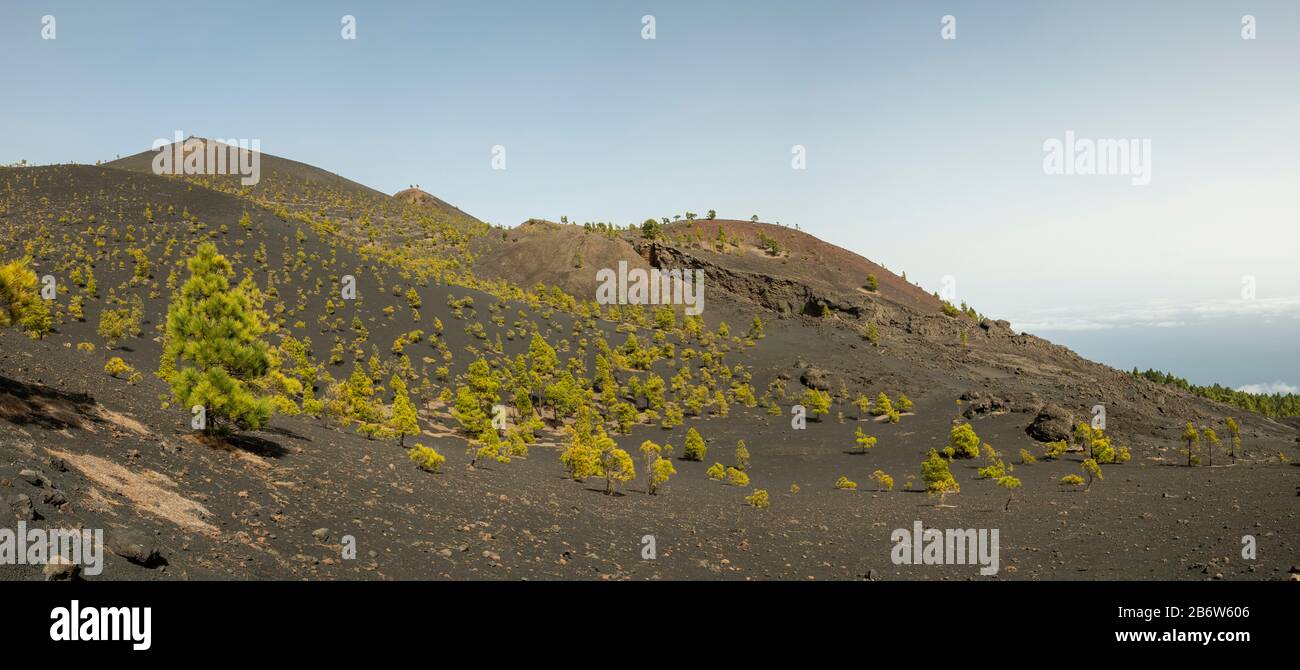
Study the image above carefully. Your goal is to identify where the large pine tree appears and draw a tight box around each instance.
[160,243,272,434]
[0,258,51,338]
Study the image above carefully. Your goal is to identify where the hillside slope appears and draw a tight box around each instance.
[1,154,1296,582]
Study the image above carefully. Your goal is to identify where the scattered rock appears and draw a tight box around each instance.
[106,527,164,567]
[961,391,1010,419]
[42,490,67,507]
[8,494,37,520]
[312,527,331,543]
[1026,403,1074,442]
[800,367,832,391]
[18,469,45,487]
[44,554,81,581]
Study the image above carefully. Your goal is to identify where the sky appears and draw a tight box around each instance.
[2,1,1297,390]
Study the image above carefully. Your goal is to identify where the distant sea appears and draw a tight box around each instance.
[1024,317,1300,395]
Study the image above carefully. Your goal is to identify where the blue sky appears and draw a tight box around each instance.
[2,0,1297,388]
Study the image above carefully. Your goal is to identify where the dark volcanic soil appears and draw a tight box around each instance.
[2,317,1295,582]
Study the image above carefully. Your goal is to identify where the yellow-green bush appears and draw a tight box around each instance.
[408,443,446,473]
[103,357,134,378]
[725,466,749,487]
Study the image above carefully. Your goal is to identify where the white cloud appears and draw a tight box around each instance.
[1010,296,1300,333]
[1235,381,1299,395]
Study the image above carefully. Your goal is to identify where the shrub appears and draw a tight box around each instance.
[706,462,726,480]
[1091,431,1115,463]
[1042,440,1067,460]
[853,426,877,453]
[97,305,140,348]
[870,470,894,491]
[801,388,831,420]
[1060,474,1085,487]
[104,357,134,378]
[1081,458,1103,488]
[408,443,445,473]
[997,475,1021,511]
[834,476,857,490]
[388,376,420,447]
[600,447,636,495]
[725,466,749,487]
[649,456,676,495]
[947,423,980,459]
[872,392,893,416]
[734,439,750,470]
[1182,421,1201,466]
[683,427,707,461]
[863,322,879,345]
[1018,448,1036,464]
[896,393,913,412]
[977,444,1006,479]
[744,489,770,509]
[922,448,960,500]
[0,258,51,338]
[977,460,1005,479]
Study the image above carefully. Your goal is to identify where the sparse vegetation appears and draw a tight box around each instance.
[408,444,446,473]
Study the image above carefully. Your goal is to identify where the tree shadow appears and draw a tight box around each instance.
[582,487,626,497]
[198,432,289,459]
[261,424,312,443]
[0,374,101,432]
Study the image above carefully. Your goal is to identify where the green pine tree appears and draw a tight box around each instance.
[388,375,419,446]
[0,258,51,338]
[160,243,272,434]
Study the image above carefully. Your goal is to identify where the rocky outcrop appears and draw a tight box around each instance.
[1026,403,1075,442]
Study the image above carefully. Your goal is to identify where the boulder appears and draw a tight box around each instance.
[44,554,81,581]
[1026,403,1074,442]
[800,367,832,391]
[107,527,163,567]
[18,469,45,487]
[8,494,37,521]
